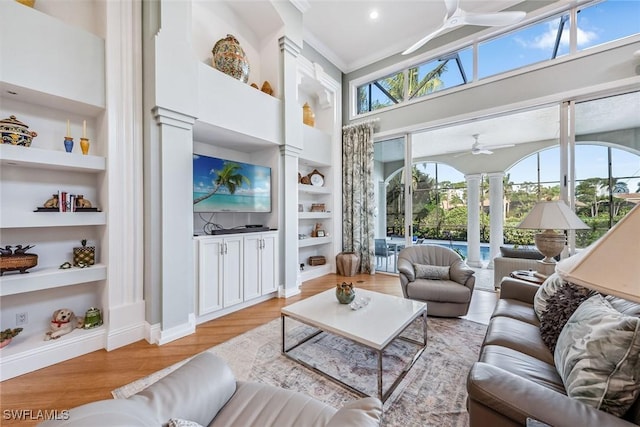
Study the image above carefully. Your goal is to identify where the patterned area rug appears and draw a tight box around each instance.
[113,317,487,427]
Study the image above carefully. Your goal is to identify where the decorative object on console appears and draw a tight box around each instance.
[336,251,361,276]
[302,102,315,127]
[308,255,326,266]
[308,169,324,186]
[260,81,273,95]
[517,200,588,265]
[1,115,37,146]
[0,328,23,349]
[44,308,84,341]
[0,244,37,276]
[211,34,250,83]
[335,282,356,304]
[83,307,103,329]
[73,239,95,266]
[556,203,640,303]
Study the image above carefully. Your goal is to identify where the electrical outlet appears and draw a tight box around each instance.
[16,312,28,326]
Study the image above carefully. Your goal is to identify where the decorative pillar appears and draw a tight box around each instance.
[487,172,505,269]
[466,174,483,268]
[377,181,387,237]
[278,35,303,297]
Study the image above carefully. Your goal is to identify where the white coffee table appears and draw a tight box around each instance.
[281,288,427,402]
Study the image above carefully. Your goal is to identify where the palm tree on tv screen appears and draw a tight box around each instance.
[193,161,250,205]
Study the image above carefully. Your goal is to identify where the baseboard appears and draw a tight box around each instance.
[279,284,301,298]
[106,300,146,350]
[151,313,196,345]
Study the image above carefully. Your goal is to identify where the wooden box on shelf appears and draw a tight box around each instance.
[308,256,326,266]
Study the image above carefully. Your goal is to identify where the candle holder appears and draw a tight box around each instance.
[80,137,90,155]
[63,136,74,153]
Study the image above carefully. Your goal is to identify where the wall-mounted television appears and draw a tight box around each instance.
[193,154,271,213]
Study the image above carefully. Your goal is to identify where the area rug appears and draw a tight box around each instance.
[113,317,487,427]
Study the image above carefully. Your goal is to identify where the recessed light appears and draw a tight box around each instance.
[369,9,379,20]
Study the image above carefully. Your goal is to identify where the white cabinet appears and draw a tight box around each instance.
[197,236,243,315]
[244,232,278,299]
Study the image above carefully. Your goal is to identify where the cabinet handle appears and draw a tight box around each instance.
[224,243,228,254]
[260,238,264,249]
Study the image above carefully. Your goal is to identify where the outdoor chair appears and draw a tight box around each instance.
[397,245,476,317]
[374,238,394,271]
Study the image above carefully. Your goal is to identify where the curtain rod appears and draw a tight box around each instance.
[342,117,380,130]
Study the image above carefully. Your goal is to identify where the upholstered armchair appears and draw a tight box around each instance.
[397,245,476,317]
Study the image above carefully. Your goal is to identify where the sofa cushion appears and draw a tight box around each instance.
[491,299,539,326]
[413,263,450,280]
[325,397,383,427]
[482,316,554,365]
[406,279,471,303]
[555,294,640,417]
[539,282,593,352]
[500,246,544,260]
[533,273,566,319]
[449,260,474,285]
[167,419,203,427]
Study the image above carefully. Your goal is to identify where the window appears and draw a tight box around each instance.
[407,49,472,101]
[357,71,404,114]
[577,0,640,52]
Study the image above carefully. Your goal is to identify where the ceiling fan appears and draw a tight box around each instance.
[402,0,526,55]
[451,134,515,157]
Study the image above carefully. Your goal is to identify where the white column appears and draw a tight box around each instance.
[466,174,483,267]
[487,172,505,269]
[377,181,387,237]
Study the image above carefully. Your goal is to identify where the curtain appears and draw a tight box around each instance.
[342,122,376,274]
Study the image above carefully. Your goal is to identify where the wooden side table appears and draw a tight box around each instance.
[510,269,546,285]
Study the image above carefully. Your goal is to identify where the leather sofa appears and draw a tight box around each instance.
[39,352,382,427]
[466,277,640,427]
[398,245,476,317]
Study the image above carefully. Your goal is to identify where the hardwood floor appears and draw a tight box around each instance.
[0,273,498,426]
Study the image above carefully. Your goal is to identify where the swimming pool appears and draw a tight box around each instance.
[426,241,492,262]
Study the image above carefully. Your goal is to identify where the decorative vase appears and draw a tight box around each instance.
[211,34,250,83]
[1,115,37,146]
[302,103,315,127]
[80,137,90,155]
[336,252,360,277]
[64,137,73,153]
[336,282,356,304]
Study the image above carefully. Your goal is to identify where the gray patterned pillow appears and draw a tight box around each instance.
[533,273,566,319]
[413,263,450,280]
[554,294,640,417]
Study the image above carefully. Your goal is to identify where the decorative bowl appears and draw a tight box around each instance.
[1,115,37,147]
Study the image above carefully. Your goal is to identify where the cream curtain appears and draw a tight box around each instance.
[342,122,376,274]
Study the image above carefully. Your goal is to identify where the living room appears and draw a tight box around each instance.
[1,0,639,425]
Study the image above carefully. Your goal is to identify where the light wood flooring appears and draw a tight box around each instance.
[0,273,498,426]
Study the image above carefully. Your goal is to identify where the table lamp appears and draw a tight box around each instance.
[556,203,640,303]
[517,200,589,264]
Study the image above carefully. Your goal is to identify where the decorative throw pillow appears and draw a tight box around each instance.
[539,283,593,352]
[413,263,450,280]
[499,246,544,260]
[554,294,640,417]
[533,273,566,319]
[166,419,204,427]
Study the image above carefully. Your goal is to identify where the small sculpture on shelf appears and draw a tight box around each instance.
[0,115,37,147]
[0,244,38,276]
[76,195,92,208]
[44,309,84,341]
[336,282,356,304]
[261,81,273,96]
[43,194,59,209]
[73,239,95,267]
[211,34,250,83]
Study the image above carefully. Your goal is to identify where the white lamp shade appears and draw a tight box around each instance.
[556,204,640,303]
[518,200,589,230]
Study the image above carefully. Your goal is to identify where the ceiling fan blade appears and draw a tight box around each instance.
[460,11,526,27]
[484,143,516,150]
[444,0,459,19]
[402,25,448,55]
[472,149,493,155]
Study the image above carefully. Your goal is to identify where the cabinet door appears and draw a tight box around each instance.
[222,236,243,307]
[243,235,262,300]
[261,233,278,295]
[198,238,223,315]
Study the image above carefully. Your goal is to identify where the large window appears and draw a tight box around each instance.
[353,0,639,117]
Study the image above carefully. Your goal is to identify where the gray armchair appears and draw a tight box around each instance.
[397,245,476,317]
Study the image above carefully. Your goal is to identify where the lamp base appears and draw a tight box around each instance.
[535,230,565,264]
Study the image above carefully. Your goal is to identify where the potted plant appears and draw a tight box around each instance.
[1,328,23,349]
[73,239,95,267]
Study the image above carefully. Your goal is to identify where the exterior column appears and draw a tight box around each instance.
[487,172,505,269]
[377,181,387,238]
[466,174,483,268]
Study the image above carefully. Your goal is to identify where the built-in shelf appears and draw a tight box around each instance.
[298,184,332,194]
[298,212,332,219]
[0,212,106,228]
[300,263,331,282]
[0,144,106,172]
[0,264,107,296]
[298,236,332,248]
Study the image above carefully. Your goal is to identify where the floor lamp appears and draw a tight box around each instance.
[556,203,640,303]
[517,200,589,273]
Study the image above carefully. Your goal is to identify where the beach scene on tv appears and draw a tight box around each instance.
[193,154,271,213]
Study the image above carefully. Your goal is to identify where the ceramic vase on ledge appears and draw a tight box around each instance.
[212,34,250,83]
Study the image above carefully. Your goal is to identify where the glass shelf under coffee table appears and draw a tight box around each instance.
[281,288,427,403]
